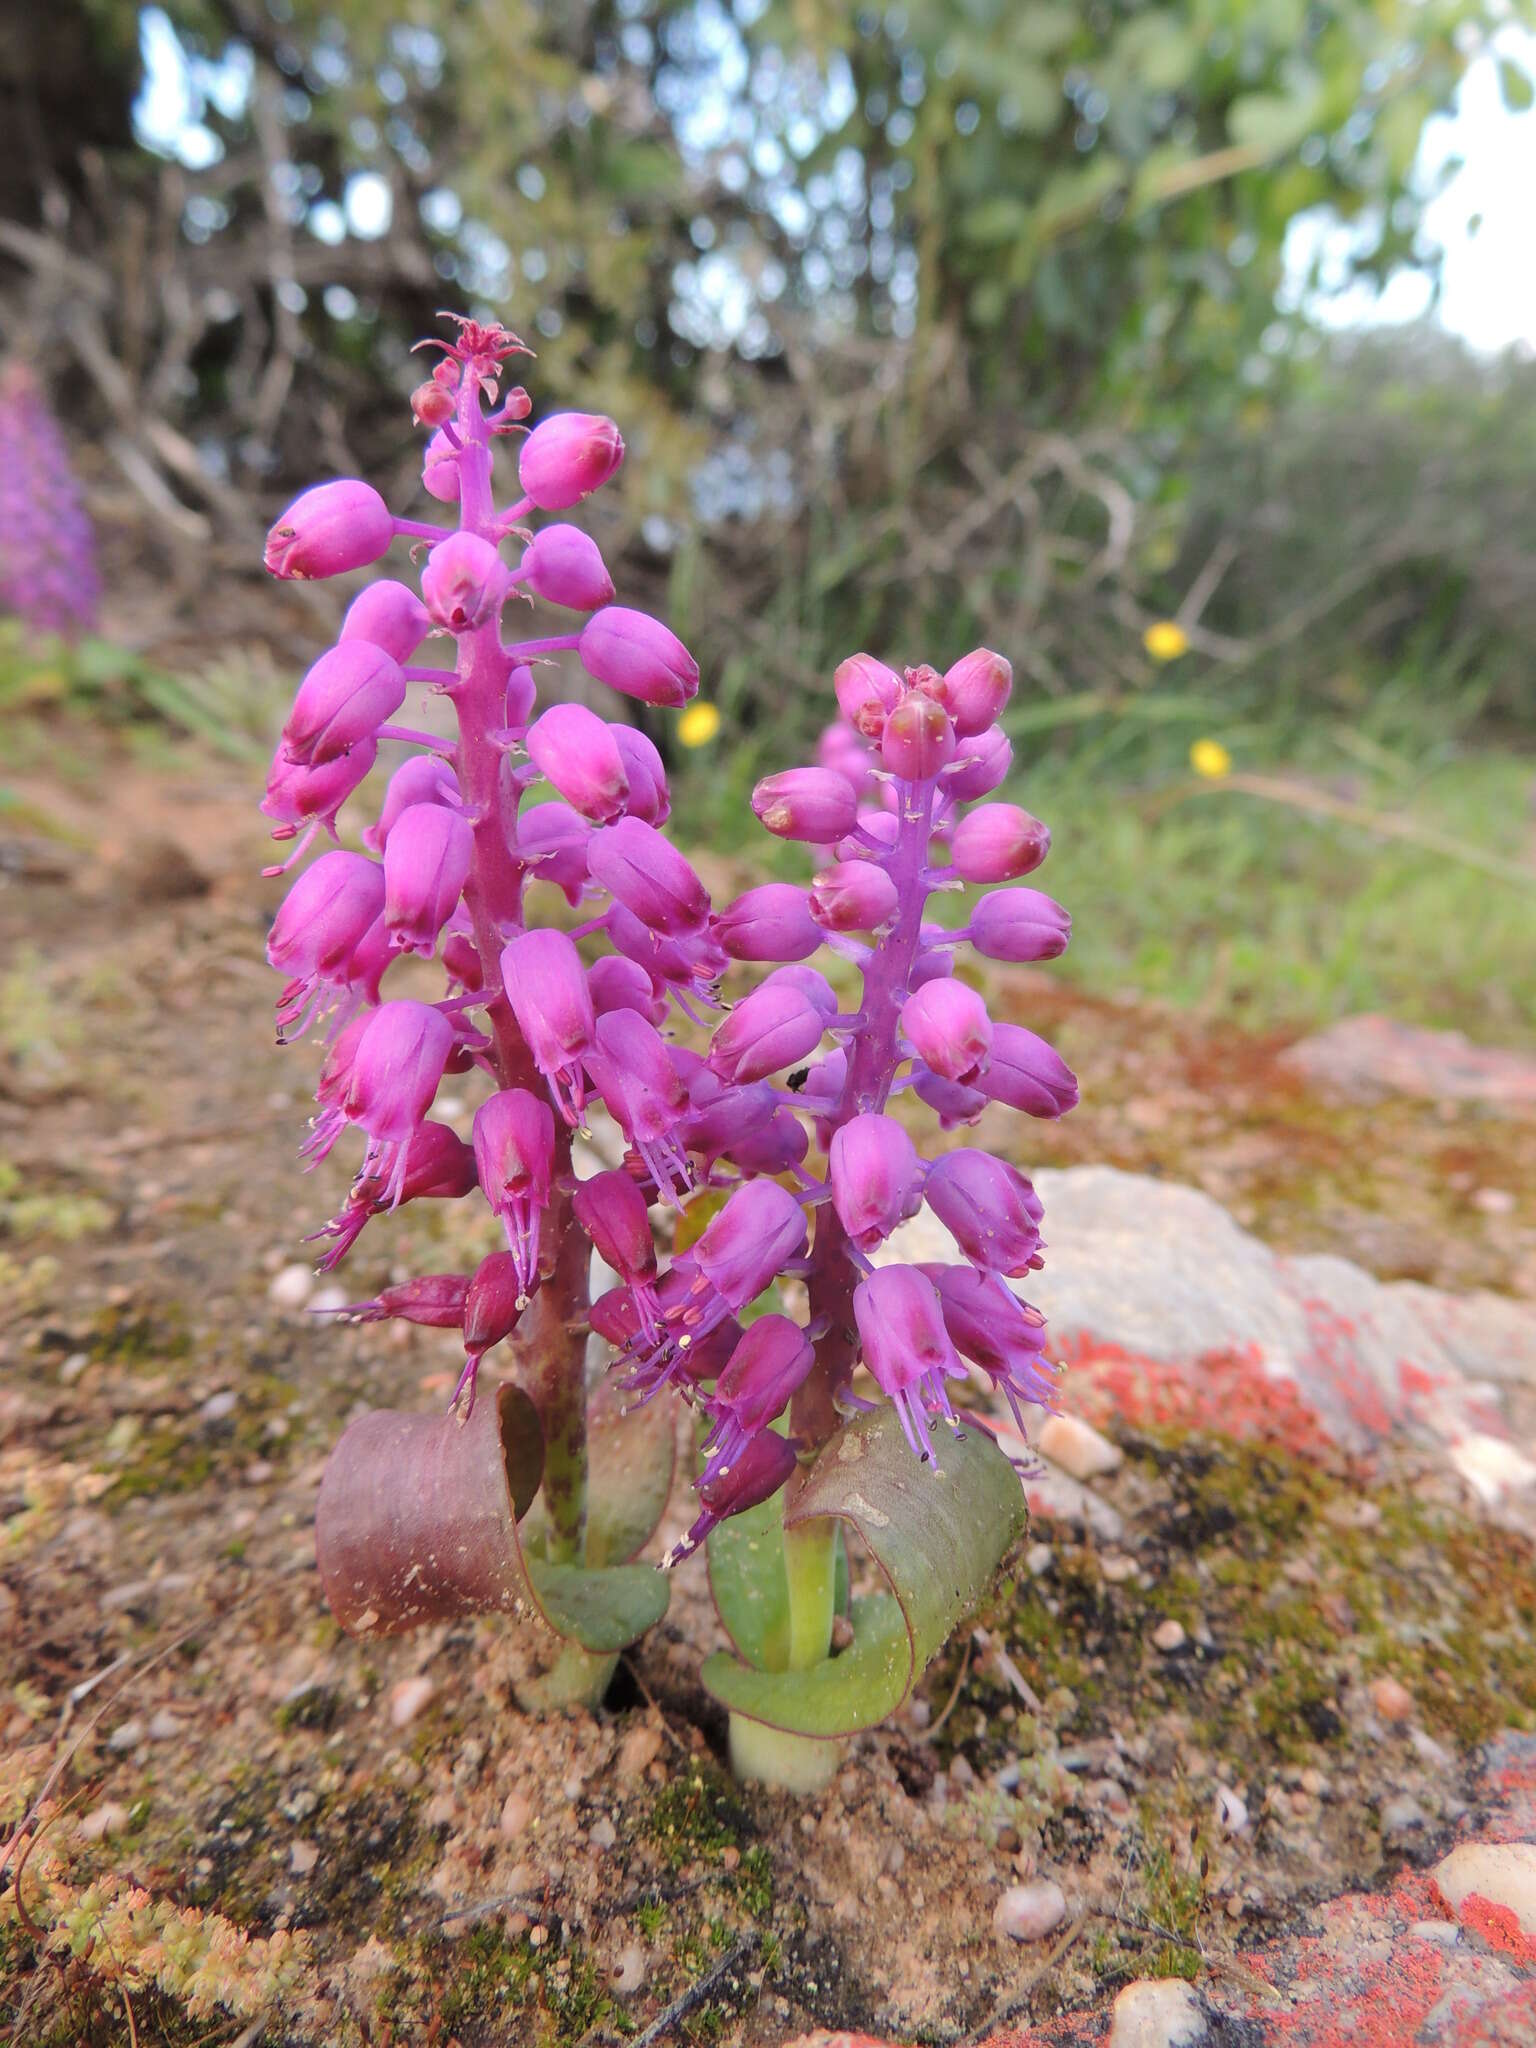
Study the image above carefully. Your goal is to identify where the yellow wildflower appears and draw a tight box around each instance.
[1143,620,1189,663]
[1190,737,1232,780]
[677,700,721,747]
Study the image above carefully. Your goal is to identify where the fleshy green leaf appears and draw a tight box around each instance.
[528,1557,671,1652]
[707,1486,848,1671]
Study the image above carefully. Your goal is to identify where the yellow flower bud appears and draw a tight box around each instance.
[677,700,721,747]
[1190,738,1232,780]
[1143,620,1190,663]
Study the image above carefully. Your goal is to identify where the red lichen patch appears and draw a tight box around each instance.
[1297,1299,1396,1437]
[1057,1332,1336,1458]
[1448,1894,1536,1967]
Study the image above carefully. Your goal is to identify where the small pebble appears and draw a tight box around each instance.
[1215,1786,1248,1833]
[1108,1976,1209,2047]
[289,1839,320,1875]
[308,1285,350,1315]
[500,1790,533,1837]
[199,1389,238,1423]
[1151,1619,1186,1654]
[108,1718,145,1753]
[1100,1553,1138,1584]
[1370,1676,1414,1723]
[1473,1186,1515,1215]
[59,1351,89,1385]
[1381,1795,1428,1845]
[268,1264,315,1311]
[1038,1414,1123,1481]
[529,1923,549,1949]
[387,1676,436,1729]
[1025,1543,1054,1578]
[588,1816,617,1850]
[830,1613,855,1651]
[79,1802,129,1842]
[721,1845,740,1871]
[617,1722,663,1780]
[1432,1841,1536,1935]
[146,1709,181,1741]
[993,1879,1068,1943]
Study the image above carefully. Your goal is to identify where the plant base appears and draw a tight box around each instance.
[728,1710,844,1793]
[515,1641,618,1714]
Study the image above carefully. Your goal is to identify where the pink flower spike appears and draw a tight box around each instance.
[810,858,899,933]
[853,1264,969,1462]
[586,817,709,936]
[521,523,615,610]
[525,702,630,822]
[950,804,1051,883]
[518,411,625,509]
[363,754,461,854]
[967,887,1071,963]
[923,1149,1043,1277]
[578,606,699,707]
[713,883,822,963]
[340,579,432,664]
[383,801,474,956]
[471,1088,556,1294]
[751,768,859,845]
[500,928,596,1122]
[264,479,395,580]
[940,648,1013,738]
[829,1112,923,1251]
[900,979,993,1085]
[283,643,407,767]
[421,531,510,633]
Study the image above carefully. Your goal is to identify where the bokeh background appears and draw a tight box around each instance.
[3,0,1535,1036]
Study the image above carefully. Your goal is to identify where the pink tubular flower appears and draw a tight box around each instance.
[853,1265,969,1462]
[700,1315,815,1483]
[501,928,596,1122]
[383,802,474,955]
[708,971,834,1085]
[342,999,457,1203]
[363,755,461,854]
[336,1272,470,1329]
[900,979,993,1084]
[421,531,509,631]
[283,643,406,768]
[881,692,955,780]
[696,1180,809,1306]
[518,412,625,509]
[810,858,899,933]
[612,726,671,826]
[339,579,431,664]
[521,523,614,610]
[950,803,1051,883]
[828,1112,923,1251]
[980,1022,1079,1119]
[818,720,878,801]
[311,1120,477,1269]
[967,887,1071,963]
[833,653,903,738]
[262,738,378,851]
[463,1249,529,1361]
[675,1071,778,1172]
[578,606,699,707]
[525,702,629,822]
[664,1427,799,1568]
[714,883,822,962]
[587,953,665,1023]
[939,648,1012,738]
[750,768,859,845]
[266,848,385,1037]
[264,480,395,580]
[573,1167,666,1344]
[922,1263,1054,1430]
[514,800,591,904]
[923,1150,1043,1277]
[472,1088,556,1294]
[586,817,709,936]
[585,1008,693,1200]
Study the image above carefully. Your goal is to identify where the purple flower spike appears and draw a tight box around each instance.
[708,972,833,1085]
[518,411,625,509]
[751,768,859,845]
[980,1022,1079,1120]
[924,1150,1044,1277]
[853,1265,969,1462]
[340,579,432,665]
[363,755,461,854]
[421,531,509,632]
[0,364,101,637]
[900,979,993,1085]
[701,1315,816,1482]
[587,817,709,936]
[264,479,395,580]
[829,1111,923,1251]
[922,1263,1054,1432]
[501,928,596,1123]
[472,1089,556,1294]
[384,802,475,956]
[664,1428,799,1569]
[283,643,407,768]
[810,858,899,933]
[950,803,1051,883]
[939,648,1013,738]
[521,523,615,611]
[695,1179,809,1309]
[525,702,630,822]
[342,1000,457,1205]
[967,887,1071,963]
[578,606,699,707]
[714,883,822,963]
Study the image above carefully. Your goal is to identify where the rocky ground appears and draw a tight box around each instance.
[2,728,1535,2047]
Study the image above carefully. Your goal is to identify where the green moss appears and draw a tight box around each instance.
[645,1765,750,1871]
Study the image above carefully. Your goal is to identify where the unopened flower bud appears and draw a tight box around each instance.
[834,652,903,737]
[810,858,898,932]
[518,411,625,509]
[525,703,629,822]
[818,719,878,800]
[901,979,993,1084]
[587,816,709,935]
[713,883,821,962]
[751,767,859,844]
[829,1112,923,1251]
[363,754,460,854]
[340,579,432,665]
[666,1427,799,1566]
[383,801,474,955]
[283,642,406,767]
[941,647,1012,738]
[573,1169,656,1286]
[881,692,955,780]
[578,607,699,707]
[982,1021,1079,1119]
[967,887,1071,963]
[422,428,460,503]
[264,480,395,580]
[463,1250,528,1359]
[950,803,1050,883]
[924,1149,1043,1276]
[421,531,509,632]
[411,379,457,428]
[587,954,665,1023]
[261,738,378,837]
[267,850,384,984]
[612,725,670,826]
[338,1273,469,1328]
[944,725,1013,801]
[708,972,834,1084]
[515,798,591,904]
[521,523,614,611]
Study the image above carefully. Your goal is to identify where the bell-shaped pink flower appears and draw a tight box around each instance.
[421,531,509,632]
[901,979,993,1084]
[586,817,709,936]
[751,767,859,845]
[472,1087,556,1294]
[283,643,406,767]
[940,648,1012,738]
[363,754,461,854]
[834,652,903,738]
[881,692,955,780]
[853,1264,969,1462]
[944,726,1013,801]
[587,953,666,1023]
[336,1272,470,1329]
[607,904,726,997]
[810,858,899,933]
[525,702,629,822]
[664,1427,799,1568]
[578,607,699,707]
[694,1179,808,1308]
[573,1168,656,1286]
[979,1021,1079,1119]
[950,803,1051,883]
[585,1007,693,1200]
[463,1249,530,1359]
[501,928,596,1123]
[922,1262,1054,1430]
[518,411,625,509]
[264,479,395,580]
[829,1112,923,1251]
[713,883,822,962]
[911,1067,988,1130]
[967,887,1071,963]
[342,999,457,1205]
[267,848,386,1038]
[262,737,378,844]
[708,969,835,1084]
[384,802,474,956]
[924,1150,1043,1277]
[311,1119,477,1269]
[521,523,614,610]
[340,578,432,664]
[514,800,591,905]
[700,1314,815,1486]
[612,725,671,825]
